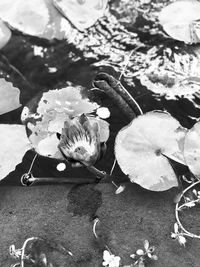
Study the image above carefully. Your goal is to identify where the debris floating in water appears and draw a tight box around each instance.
[96,107,110,119]
[56,163,66,171]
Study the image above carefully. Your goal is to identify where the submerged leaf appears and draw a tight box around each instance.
[21,85,109,159]
[53,0,109,31]
[184,120,200,178]
[115,111,186,191]
[0,124,31,180]
[0,78,21,115]
[159,0,200,44]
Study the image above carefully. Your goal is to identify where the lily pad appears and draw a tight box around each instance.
[0,124,31,180]
[0,0,71,40]
[0,78,21,115]
[0,19,11,49]
[21,85,109,159]
[115,111,187,191]
[138,49,200,100]
[184,120,200,178]
[159,0,200,44]
[53,0,109,31]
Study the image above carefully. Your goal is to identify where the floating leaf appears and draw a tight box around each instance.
[53,0,108,31]
[139,51,200,100]
[0,124,31,180]
[159,0,200,44]
[0,0,71,40]
[184,120,200,178]
[21,85,109,159]
[115,111,187,191]
[0,78,21,115]
[0,19,11,49]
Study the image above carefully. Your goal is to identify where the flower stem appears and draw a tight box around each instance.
[86,166,107,179]
[93,73,143,120]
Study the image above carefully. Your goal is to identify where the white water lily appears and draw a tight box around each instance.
[102,250,121,267]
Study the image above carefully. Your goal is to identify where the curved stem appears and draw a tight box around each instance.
[175,180,200,239]
[93,73,143,120]
[21,237,40,267]
[118,45,143,81]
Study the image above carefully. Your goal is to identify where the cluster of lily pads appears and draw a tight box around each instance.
[2,1,200,266]
[0,0,109,48]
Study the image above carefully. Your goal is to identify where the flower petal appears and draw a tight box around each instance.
[144,240,149,251]
[151,255,158,261]
[130,253,136,259]
[136,249,144,256]
[115,185,125,194]
[174,223,179,234]
[178,235,186,246]
[103,250,111,261]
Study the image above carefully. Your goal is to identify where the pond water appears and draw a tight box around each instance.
[2,1,200,267]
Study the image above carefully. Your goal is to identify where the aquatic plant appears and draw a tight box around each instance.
[115,111,186,191]
[159,0,200,44]
[0,78,21,115]
[9,237,73,267]
[58,114,102,167]
[102,250,121,267]
[128,240,158,267]
[172,119,200,246]
[0,124,31,180]
[93,219,157,267]
[137,49,200,101]
[21,84,110,159]
[0,19,11,49]
[0,0,109,41]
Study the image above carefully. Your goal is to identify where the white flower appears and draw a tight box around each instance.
[171,223,187,246]
[58,114,101,166]
[136,249,144,256]
[177,235,187,246]
[102,250,121,267]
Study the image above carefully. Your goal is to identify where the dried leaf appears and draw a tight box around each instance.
[53,0,108,31]
[184,120,200,178]
[115,111,186,191]
[159,0,200,43]
[0,78,21,115]
[0,124,31,180]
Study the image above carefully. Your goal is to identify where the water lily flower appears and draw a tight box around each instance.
[171,223,187,246]
[58,114,102,166]
[102,250,121,267]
